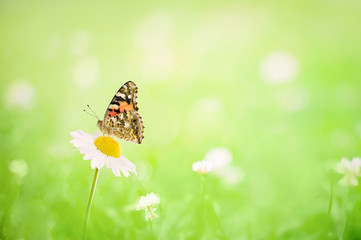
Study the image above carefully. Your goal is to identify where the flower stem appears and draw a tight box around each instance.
[83,168,100,240]
[149,220,156,240]
[340,189,351,239]
[201,174,206,198]
[200,175,228,240]
[328,182,333,215]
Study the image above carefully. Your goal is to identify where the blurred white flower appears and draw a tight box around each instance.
[70,130,136,177]
[4,81,35,110]
[192,160,212,175]
[8,159,28,178]
[136,192,160,221]
[259,51,299,84]
[195,147,244,184]
[215,166,245,185]
[204,147,232,170]
[137,192,160,209]
[335,157,361,186]
[73,56,99,88]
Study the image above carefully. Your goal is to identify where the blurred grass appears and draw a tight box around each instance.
[1,0,361,239]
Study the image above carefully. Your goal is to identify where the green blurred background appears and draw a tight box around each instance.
[1,0,361,239]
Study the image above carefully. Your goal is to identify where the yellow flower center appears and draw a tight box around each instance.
[94,136,121,158]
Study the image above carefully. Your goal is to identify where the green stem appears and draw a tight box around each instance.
[149,220,156,240]
[200,175,228,240]
[201,174,206,199]
[340,189,351,239]
[83,168,100,240]
[328,182,333,215]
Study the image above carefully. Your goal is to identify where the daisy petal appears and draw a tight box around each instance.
[120,168,131,178]
[120,156,137,174]
[106,156,137,177]
[71,130,96,143]
[112,168,121,177]
[83,149,99,159]
[91,158,98,169]
[96,157,106,169]
[94,131,101,138]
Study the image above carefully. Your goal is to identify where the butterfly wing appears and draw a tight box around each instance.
[102,81,145,144]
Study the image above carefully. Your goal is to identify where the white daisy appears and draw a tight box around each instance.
[192,160,212,175]
[70,130,137,177]
[136,192,160,221]
[335,157,361,186]
[204,147,232,170]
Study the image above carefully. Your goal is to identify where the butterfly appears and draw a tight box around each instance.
[96,81,145,144]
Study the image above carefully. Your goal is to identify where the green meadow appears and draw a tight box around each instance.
[1,0,361,239]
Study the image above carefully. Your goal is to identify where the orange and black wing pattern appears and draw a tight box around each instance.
[102,81,145,144]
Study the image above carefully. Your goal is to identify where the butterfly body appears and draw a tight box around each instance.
[97,81,144,144]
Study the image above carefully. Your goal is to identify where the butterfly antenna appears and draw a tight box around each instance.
[83,109,98,119]
[87,104,100,120]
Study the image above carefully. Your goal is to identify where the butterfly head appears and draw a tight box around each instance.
[97,120,104,132]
